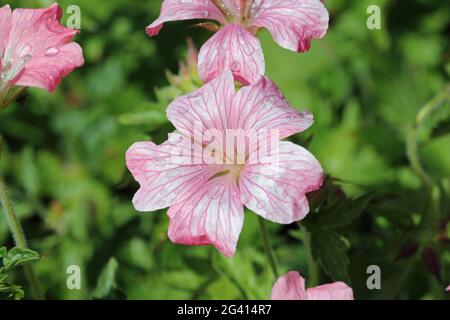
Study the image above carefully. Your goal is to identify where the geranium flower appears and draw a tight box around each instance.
[126,70,323,256]
[0,3,84,102]
[271,271,354,300]
[146,0,329,84]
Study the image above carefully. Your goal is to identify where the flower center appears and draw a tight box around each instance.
[212,0,255,27]
[209,164,244,182]
[0,44,33,91]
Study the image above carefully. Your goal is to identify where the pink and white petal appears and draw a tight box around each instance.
[146,0,226,36]
[271,271,307,300]
[252,0,329,52]
[198,24,265,85]
[232,76,313,139]
[240,141,323,224]
[306,282,354,300]
[446,285,450,292]
[167,176,244,257]
[0,5,12,60]
[126,134,224,212]
[167,70,235,138]
[4,4,83,91]
[14,42,83,92]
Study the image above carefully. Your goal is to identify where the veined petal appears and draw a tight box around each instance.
[167,70,235,137]
[198,24,265,84]
[126,135,223,212]
[306,282,354,300]
[146,0,226,36]
[13,42,83,92]
[252,0,329,52]
[3,3,84,92]
[0,5,12,64]
[240,141,323,224]
[271,271,307,300]
[232,76,313,139]
[167,175,244,257]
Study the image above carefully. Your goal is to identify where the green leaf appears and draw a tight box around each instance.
[0,247,6,259]
[92,258,119,299]
[118,109,167,126]
[311,230,350,283]
[18,148,40,196]
[3,248,40,270]
[314,196,370,229]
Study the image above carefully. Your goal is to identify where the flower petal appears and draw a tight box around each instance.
[167,70,235,138]
[306,282,354,300]
[4,4,84,91]
[198,24,265,84]
[232,76,314,139]
[240,141,323,224]
[271,271,307,300]
[0,5,12,61]
[146,0,226,36]
[126,134,223,212]
[252,0,329,52]
[167,175,244,257]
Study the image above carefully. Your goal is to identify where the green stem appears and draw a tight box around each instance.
[0,135,44,299]
[258,217,279,278]
[297,223,319,287]
[406,85,450,190]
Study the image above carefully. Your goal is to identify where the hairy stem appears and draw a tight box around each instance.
[406,85,450,190]
[258,217,279,278]
[0,134,44,299]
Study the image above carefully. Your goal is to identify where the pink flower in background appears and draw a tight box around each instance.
[446,285,450,292]
[147,0,329,84]
[0,3,84,94]
[126,70,323,257]
[271,271,354,300]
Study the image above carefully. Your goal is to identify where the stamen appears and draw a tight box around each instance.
[211,0,232,19]
[240,0,254,24]
[190,22,221,33]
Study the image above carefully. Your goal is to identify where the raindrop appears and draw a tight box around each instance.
[45,47,60,57]
[230,61,240,72]
[18,44,32,60]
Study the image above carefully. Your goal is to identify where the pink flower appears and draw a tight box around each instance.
[446,285,450,292]
[0,3,84,94]
[146,0,329,84]
[271,271,354,300]
[126,70,323,257]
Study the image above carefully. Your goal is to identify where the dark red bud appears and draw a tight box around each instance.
[422,247,442,283]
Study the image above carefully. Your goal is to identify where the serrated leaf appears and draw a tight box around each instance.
[311,230,350,282]
[92,258,119,299]
[3,248,40,270]
[316,196,370,228]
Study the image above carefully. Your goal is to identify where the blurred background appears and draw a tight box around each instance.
[0,0,449,299]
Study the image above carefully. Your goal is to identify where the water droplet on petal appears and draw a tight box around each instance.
[201,10,209,17]
[18,44,32,60]
[22,54,32,62]
[230,61,240,72]
[45,47,60,57]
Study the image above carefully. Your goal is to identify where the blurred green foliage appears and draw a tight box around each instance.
[0,0,449,300]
